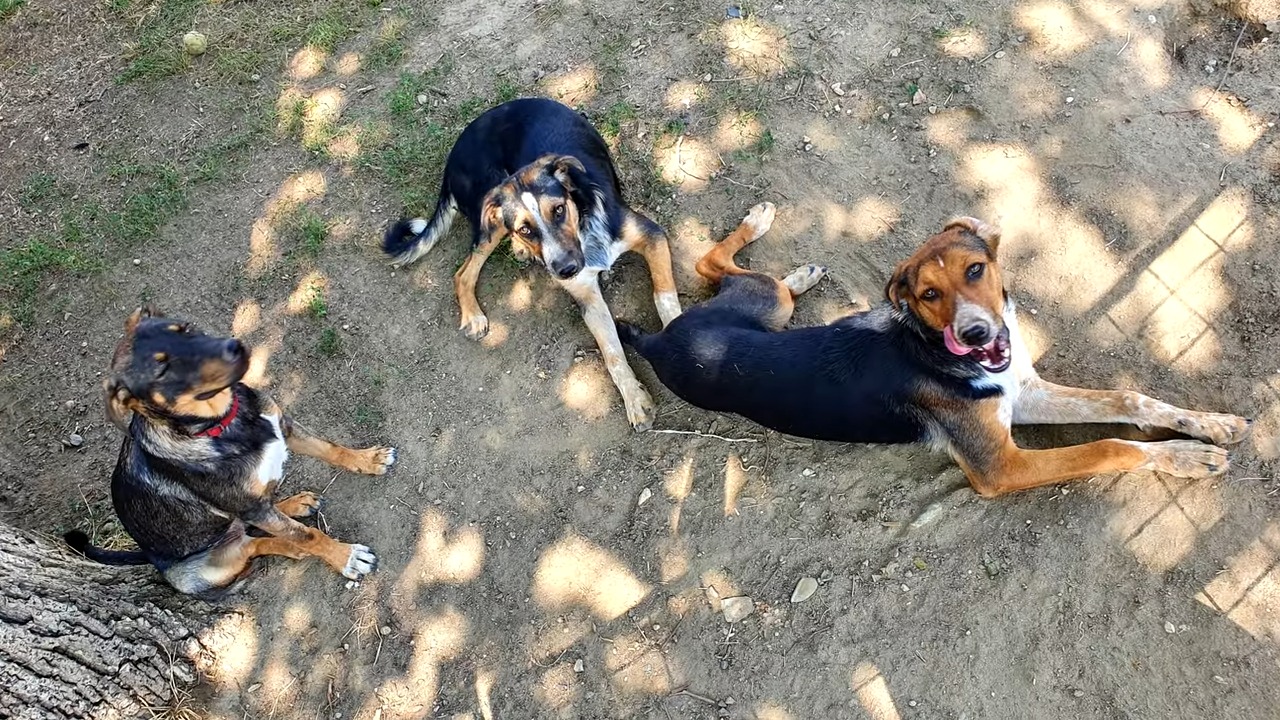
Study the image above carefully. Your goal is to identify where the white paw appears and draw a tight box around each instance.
[742,202,776,241]
[342,544,378,580]
[624,383,656,432]
[461,313,489,340]
[783,264,828,295]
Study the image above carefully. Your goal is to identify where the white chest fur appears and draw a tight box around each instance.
[973,301,1033,429]
[255,413,290,488]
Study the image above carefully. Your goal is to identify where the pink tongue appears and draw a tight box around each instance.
[943,326,971,356]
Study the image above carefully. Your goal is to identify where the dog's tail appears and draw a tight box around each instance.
[616,320,655,355]
[63,530,149,566]
[383,183,459,267]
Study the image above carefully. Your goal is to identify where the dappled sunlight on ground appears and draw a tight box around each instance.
[532,532,651,620]
[1197,521,1280,643]
[721,16,790,79]
[540,65,599,106]
[851,663,903,720]
[1105,474,1224,572]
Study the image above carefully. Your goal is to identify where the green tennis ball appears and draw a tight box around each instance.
[183,31,207,56]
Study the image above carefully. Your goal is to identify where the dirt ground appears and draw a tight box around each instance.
[3,0,1280,717]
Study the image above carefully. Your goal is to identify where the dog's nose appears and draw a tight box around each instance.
[959,324,992,347]
[552,260,581,279]
[223,339,246,361]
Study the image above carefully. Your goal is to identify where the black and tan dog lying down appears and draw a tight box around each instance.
[64,307,395,596]
[618,203,1251,497]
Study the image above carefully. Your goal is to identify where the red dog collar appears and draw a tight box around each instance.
[195,394,239,438]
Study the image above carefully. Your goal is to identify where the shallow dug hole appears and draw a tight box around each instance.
[2,0,1280,718]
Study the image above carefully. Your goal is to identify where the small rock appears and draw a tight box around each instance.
[801,467,815,477]
[791,577,818,603]
[994,50,1006,58]
[900,583,910,592]
[724,696,735,705]
[576,485,585,493]
[250,73,261,82]
[909,700,918,707]
[889,47,901,58]
[803,143,813,152]
[247,683,262,693]
[573,659,584,673]
[704,73,713,81]
[1212,675,1227,685]
[911,88,925,105]
[1066,96,1075,104]
[67,433,84,448]
[1164,621,1177,634]
[416,94,428,105]
[638,487,653,505]
[380,625,391,635]
[132,258,141,265]
[64,400,76,411]
[721,596,754,623]
[830,82,845,96]
[1073,689,1084,698]
[928,105,938,114]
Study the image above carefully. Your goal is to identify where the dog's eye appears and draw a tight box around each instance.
[966,263,985,280]
[920,288,940,301]
[552,204,565,219]
[517,226,533,237]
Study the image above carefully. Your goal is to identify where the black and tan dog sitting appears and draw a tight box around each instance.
[618,203,1251,497]
[64,307,395,596]
[383,97,681,430]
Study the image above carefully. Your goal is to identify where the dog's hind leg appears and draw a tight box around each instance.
[619,211,682,326]
[1013,378,1251,447]
[694,202,776,284]
[164,526,309,595]
[283,418,397,475]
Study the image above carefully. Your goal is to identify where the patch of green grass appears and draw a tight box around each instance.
[212,47,265,80]
[598,101,636,137]
[0,0,26,22]
[495,77,521,104]
[663,117,688,136]
[307,293,328,320]
[2,135,257,328]
[305,8,350,52]
[103,164,185,244]
[365,16,407,70]
[353,404,384,429]
[317,327,341,356]
[18,173,57,212]
[299,214,328,257]
[117,0,205,83]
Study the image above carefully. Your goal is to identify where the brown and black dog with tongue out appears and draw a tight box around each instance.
[618,204,1252,497]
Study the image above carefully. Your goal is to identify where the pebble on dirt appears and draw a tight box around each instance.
[791,577,818,603]
[721,596,754,623]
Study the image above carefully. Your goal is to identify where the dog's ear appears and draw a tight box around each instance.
[884,259,912,309]
[478,189,509,246]
[103,378,136,431]
[123,305,161,334]
[550,155,587,191]
[944,216,1001,256]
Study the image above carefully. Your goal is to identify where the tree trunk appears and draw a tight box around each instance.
[0,524,214,720]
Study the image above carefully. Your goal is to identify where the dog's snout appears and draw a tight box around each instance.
[959,324,992,347]
[223,338,246,361]
[552,260,582,279]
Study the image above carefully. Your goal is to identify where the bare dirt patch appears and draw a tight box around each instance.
[2,0,1279,718]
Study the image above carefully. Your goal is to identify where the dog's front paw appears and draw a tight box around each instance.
[460,313,489,341]
[351,446,396,475]
[277,492,323,518]
[742,202,776,241]
[623,384,656,432]
[1174,412,1251,447]
[1141,440,1230,478]
[340,544,378,580]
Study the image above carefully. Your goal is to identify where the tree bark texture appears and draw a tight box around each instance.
[0,524,212,720]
